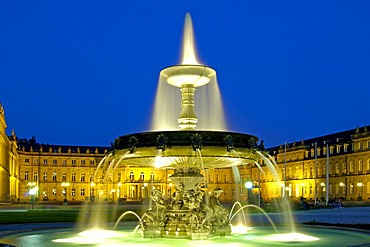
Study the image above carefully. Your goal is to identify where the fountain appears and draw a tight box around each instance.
[110,12,268,240]
[2,12,370,247]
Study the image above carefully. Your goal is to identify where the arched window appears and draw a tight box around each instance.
[140,172,145,181]
[129,171,134,180]
[150,171,155,181]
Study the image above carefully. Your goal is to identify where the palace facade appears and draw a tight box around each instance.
[0,103,369,203]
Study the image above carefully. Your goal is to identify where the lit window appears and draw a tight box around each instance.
[52,172,57,181]
[43,171,47,181]
[359,160,363,172]
[43,159,48,164]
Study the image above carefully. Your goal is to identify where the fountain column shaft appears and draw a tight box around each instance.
[178,84,197,129]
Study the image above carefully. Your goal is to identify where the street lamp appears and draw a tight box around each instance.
[90,182,95,203]
[117,182,122,199]
[357,182,363,201]
[28,184,38,210]
[245,180,253,204]
[111,189,116,202]
[61,182,70,205]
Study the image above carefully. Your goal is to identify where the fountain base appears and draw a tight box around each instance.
[142,168,231,239]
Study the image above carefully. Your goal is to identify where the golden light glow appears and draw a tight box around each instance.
[231,224,251,234]
[262,232,319,242]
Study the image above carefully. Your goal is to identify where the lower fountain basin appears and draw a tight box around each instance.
[2,225,370,247]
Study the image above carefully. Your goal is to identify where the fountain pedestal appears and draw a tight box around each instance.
[142,168,231,239]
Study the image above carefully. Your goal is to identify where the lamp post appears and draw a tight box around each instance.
[321,182,326,200]
[90,182,95,203]
[340,182,345,197]
[28,182,38,210]
[245,180,253,204]
[61,182,70,205]
[117,182,122,199]
[357,182,363,201]
[111,189,116,202]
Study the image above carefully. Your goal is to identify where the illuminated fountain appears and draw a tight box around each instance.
[110,13,268,240]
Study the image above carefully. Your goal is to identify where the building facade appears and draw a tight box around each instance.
[0,104,369,204]
[0,104,19,202]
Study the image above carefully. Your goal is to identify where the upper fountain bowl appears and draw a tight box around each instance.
[160,64,216,88]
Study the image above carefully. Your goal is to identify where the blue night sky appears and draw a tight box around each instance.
[0,1,369,148]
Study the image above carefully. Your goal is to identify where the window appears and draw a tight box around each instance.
[33,172,38,181]
[150,172,154,181]
[359,160,363,172]
[343,162,347,174]
[90,160,95,165]
[335,163,340,174]
[81,172,85,182]
[25,171,29,180]
[43,171,47,181]
[71,188,76,197]
[344,144,348,152]
[336,145,341,153]
[350,182,354,194]
[52,172,57,181]
[330,146,334,155]
[323,147,327,155]
[72,172,76,182]
[25,158,29,163]
[368,141,370,149]
[43,159,48,164]
[62,172,66,181]
[52,188,57,196]
[117,172,122,182]
[72,160,76,165]
[53,159,57,165]
[310,149,314,158]
[34,159,38,165]
[81,188,85,196]
[349,161,354,173]
[367,159,370,171]
[130,171,134,180]
[81,160,86,165]
[62,160,67,165]
[140,172,145,181]
[359,142,363,150]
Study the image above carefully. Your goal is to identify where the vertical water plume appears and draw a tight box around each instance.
[181,13,200,65]
[150,12,227,131]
